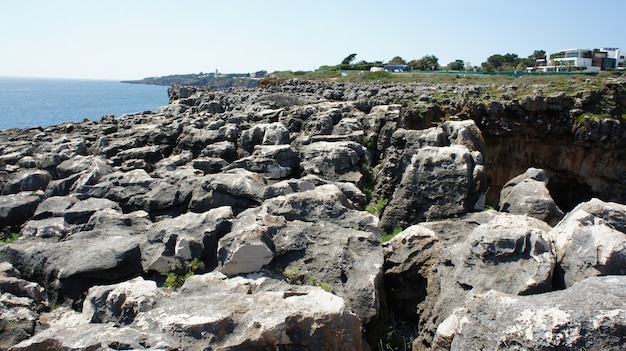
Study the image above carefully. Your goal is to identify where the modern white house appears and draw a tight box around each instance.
[546,48,625,71]
[527,47,625,72]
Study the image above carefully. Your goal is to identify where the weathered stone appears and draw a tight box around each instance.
[189,168,267,214]
[384,211,555,350]
[499,168,565,226]
[143,206,233,273]
[380,145,481,231]
[548,198,626,288]
[225,144,300,179]
[1,170,51,195]
[63,197,122,224]
[82,277,160,325]
[0,191,45,231]
[299,141,367,184]
[433,276,626,351]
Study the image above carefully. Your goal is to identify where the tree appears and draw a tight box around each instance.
[529,50,546,60]
[410,55,439,70]
[388,56,406,65]
[447,59,465,70]
[486,54,506,70]
[341,53,357,65]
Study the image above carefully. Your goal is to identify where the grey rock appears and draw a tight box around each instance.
[143,206,233,273]
[433,276,626,351]
[83,277,160,325]
[384,211,555,350]
[548,198,626,288]
[0,191,45,231]
[32,196,79,220]
[63,197,122,224]
[380,145,481,231]
[0,292,39,350]
[239,122,290,153]
[189,168,267,214]
[499,168,565,226]
[2,231,143,306]
[442,119,486,155]
[225,144,300,179]
[299,141,367,183]
[21,217,70,239]
[0,262,46,303]
[192,156,230,174]
[200,140,238,161]
[1,170,51,195]
[218,211,277,276]
[28,273,364,351]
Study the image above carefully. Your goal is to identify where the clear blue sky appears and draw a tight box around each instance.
[1,0,624,80]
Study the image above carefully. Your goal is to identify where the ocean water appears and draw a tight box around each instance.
[0,77,170,130]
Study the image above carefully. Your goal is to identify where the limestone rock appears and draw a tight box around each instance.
[0,191,45,231]
[188,168,267,214]
[225,144,300,179]
[142,206,233,273]
[548,198,626,288]
[381,145,482,231]
[384,211,555,349]
[433,276,626,351]
[299,141,367,184]
[1,170,51,195]
[13,274,364,351]
[499,168,565,226]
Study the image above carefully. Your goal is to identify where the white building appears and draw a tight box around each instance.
[548,48,624,71]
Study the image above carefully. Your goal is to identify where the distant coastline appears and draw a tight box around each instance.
[123,71,267,89]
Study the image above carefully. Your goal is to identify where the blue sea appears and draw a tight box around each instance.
[0,77,170,130]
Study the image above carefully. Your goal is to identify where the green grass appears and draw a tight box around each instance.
[161,257,206,289]
[268,69,619,86]
[381,227,403,243]
[0,232,20,244]
[366,198,388,217]
[282,267,333,293]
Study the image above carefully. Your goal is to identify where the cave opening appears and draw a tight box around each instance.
[546,174,594,212]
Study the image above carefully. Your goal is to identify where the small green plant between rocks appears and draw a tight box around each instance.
[0,232,20,244]
[366,198,389,217]
[381,227,404,243]
[162,257,206,289]
[283,266,333,293]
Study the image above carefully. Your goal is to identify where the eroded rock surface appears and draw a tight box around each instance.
[1,78,625,350]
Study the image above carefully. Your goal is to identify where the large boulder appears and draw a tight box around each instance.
[384,211,556,350]
[380,145,484,231]
[433,276,626,351]
[548,198,626,288]
[12,274,364,351]
[2,228,143,307]
[225,144,300,179]
[499,167,565,226]
[1,170,51,195]
[142,206,233,273]
[0,191,45,231]
[188,168,267,214]
[299,141,367,184]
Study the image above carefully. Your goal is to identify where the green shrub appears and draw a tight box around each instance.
[282,267,333,293]
[366,198,389,217]
[162,257,206,289]
[381,227,403,243]
[0,232,20,244]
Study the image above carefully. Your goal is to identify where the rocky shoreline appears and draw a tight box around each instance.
[1,79,625,350]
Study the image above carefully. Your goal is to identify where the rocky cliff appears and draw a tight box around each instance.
[0,78,625,350]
